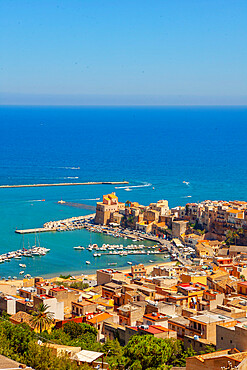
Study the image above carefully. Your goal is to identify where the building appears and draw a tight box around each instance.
[125,325,176,344]
[216,322,247,352]
[187,313,236,344]
[131,264,147,279]
[71,300,97,316]
[237,281,247,295]
[97,269,125,286]
[95,193,119,225]
[33,294,64,320]
[172,220,189,238]
[186,349,247,370]
[117,303,146,326]
[10,311,35,330]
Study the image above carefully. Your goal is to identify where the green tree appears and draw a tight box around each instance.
[63,322,97,340]
[26,341,91,370]
[200,344,216,354]
[70,281,89,290]
[124,335,173,370]
[103,339,125,370]
[31,303,54,333]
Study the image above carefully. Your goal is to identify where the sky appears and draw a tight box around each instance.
[0,0,247,105]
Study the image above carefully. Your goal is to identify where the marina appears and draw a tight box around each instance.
[72,242,170,265]
[0,246,50,264]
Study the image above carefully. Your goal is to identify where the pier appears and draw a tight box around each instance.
[15,214,95,234]
[15,227,57,234]
[0,181,129,189]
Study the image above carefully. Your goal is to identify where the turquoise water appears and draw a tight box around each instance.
[0,186,161,278]
[0,106,246,277]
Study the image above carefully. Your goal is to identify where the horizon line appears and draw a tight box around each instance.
[1,103,247,107]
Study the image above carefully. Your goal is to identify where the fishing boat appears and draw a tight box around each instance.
[74,246,84,250]
[86,261,91,265]
[19,271,24,275]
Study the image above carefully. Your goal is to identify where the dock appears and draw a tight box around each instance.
[15,214,95,234]
[15,227,57,234]
[0,181,129,189]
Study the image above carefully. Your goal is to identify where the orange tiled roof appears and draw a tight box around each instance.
[87,312,112,324]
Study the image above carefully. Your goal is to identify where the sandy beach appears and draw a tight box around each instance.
[0,261,176,294]
[49,260,177,282]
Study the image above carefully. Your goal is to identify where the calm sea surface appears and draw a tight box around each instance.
[0,106,246,278]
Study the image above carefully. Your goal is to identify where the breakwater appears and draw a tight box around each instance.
[0,181,129,189]
[15,214,95,234]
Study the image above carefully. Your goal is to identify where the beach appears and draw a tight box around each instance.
[0,261,177,295]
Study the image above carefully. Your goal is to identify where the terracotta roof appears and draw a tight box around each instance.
[10,311,35,329]
[141,325,170,334]
[0,354,34,369]
[87,312,112,324]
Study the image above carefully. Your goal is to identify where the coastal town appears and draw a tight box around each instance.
[1,192,247,368]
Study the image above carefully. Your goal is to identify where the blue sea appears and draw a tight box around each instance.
[0,106,246,278]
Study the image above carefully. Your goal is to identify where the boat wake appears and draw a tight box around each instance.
[27,199,44,202]
[59,166,80,170]
[115,182,152,190]
[77,198,100,201]
[61,177,79,179]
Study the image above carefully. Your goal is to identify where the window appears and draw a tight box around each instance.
[230,340,232,344]
[221,337,223,340]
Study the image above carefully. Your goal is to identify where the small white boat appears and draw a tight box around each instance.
[19,271,24,275]
[127,261,132,265]
[14,256,22,259]
[86,261,91,264]
[74,246,84,250]
[19,263,26,268]
[149,260,154,263]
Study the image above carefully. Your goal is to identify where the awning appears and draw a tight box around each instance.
[73,350,104,363]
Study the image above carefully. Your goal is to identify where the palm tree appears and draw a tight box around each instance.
[31,303,54,333]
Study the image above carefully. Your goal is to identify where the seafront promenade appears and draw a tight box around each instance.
[0,181,129,189]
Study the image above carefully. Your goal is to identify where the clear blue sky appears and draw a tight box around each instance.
[1,0,247,105]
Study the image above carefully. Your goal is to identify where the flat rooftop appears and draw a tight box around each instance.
[190,313,232,324]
